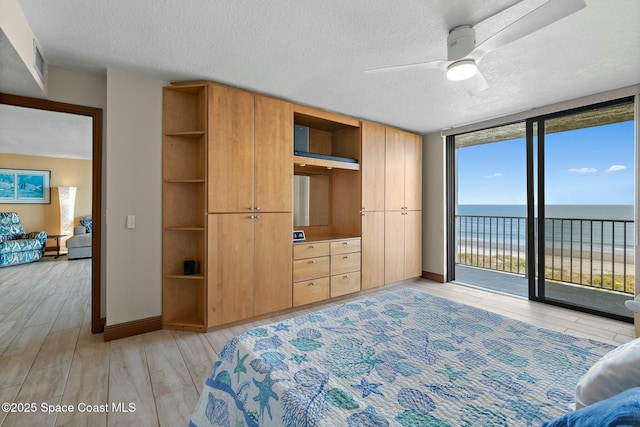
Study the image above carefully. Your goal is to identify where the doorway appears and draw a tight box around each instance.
[0,92,103,333]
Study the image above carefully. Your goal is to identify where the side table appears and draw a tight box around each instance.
[45,234,67,258]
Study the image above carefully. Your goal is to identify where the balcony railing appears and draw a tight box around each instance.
[456,215,635,295]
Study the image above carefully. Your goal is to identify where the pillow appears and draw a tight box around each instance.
[543,387,640,427]
[574,337,640,409]
[80,216,92,234]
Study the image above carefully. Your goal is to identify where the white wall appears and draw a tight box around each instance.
[48,66,106,108]
[0,0,46,95]
[422,132,446,278]
[105,68,165,326]
[46,66,108,317]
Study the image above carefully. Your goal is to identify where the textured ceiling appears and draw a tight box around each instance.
[9,0,640,135]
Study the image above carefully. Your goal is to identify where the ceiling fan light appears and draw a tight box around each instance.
[446,60,477,81]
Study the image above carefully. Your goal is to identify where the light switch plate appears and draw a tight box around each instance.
[126,215,135,229]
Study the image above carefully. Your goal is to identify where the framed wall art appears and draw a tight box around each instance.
[0,168,51,204]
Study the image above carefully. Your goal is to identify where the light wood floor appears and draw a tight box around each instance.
[0,258,635,426]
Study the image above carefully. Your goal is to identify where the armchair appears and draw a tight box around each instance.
[0,212,47,267]
[66,216,92,260]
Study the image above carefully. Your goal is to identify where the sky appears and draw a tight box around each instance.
[457,120,635,205]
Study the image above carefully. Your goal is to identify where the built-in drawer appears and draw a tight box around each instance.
[330,239,361,255]
[293,277,330,306]
[330,252,361,276]
[293,256,330,282]
[331,271,361,298]
[294,242,330,260]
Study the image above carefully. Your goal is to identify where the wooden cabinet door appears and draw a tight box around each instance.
[384,211,405,284]
[361,122,385,212]
[404,132,422,211]
[404,210,422,279]
[361,211,385,290]
[255,96,293,213]
[385,127,405,211]
[254,213,293,316]
[208,84,255,213]
[207,214,254,326]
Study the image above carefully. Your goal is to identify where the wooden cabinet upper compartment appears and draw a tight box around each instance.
[207,84,254,213]
[255,95,293,212]
[207,85,293,214]
[385,128,422,211]
[361,122,386,212]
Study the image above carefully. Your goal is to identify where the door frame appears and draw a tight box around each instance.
[0,92,104,333]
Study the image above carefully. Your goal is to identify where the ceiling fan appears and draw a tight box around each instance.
[365,0,586,95]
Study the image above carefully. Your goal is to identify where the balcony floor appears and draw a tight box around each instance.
[455,264,633,320]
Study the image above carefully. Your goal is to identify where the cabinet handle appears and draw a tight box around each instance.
[343,275,348,279]
[310,245,316,249]
[343,256,349,259]
[248,207,255,211]
[309,282,316,286]
[255,215,261,219]
[310,260,316,264]
[343,242,348,246]
[255,206,261,211]
[249,215,255,219]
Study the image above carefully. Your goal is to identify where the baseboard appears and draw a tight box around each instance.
[422,271,445,283]
[103,315,162,342]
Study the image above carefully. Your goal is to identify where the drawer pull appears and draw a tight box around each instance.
[343,256,349,259]
[343,242,348,246]
[309,282,316,286]
[343,275,348,279]
[310,260,316,264]
[310,245,316,249]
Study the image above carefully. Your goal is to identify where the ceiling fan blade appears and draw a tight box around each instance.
[469,0,586,61]
[461,70,488,96]
[365,59,449,73]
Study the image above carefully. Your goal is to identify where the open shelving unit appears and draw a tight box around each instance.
[162,83,207,331]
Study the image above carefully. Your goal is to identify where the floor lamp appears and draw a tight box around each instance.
[58,186,76,252]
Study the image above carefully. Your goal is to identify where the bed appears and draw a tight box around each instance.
[189,288,615,426]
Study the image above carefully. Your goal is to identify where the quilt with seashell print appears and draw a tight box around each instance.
[189,288,614,427]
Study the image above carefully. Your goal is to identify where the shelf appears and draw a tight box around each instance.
[165,274,205,280]
[164,227,205,231]
[164,131,205,138]
[294,155,360,171]
[163,318,206,331]
[164,179,205,184]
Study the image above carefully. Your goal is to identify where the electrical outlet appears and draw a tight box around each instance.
[126,215,135,229]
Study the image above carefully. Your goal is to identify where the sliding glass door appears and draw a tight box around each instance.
[532,98,635,318]
[453,123,528,297]
[449,96,636,320]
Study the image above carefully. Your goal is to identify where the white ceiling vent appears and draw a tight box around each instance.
[33,38,46,84]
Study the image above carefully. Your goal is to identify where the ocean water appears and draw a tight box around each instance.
[457,204,635,252]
